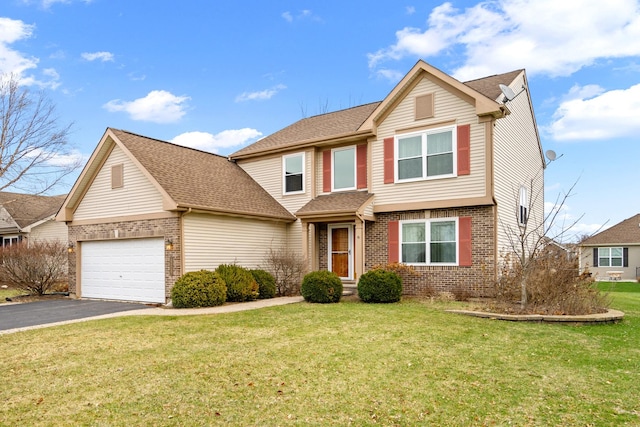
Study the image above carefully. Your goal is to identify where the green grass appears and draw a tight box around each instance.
[0,287,23,303]
[1,292,639,426]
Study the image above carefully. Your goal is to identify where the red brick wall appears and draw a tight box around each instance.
[67,217,181,302]
[365,206,496,297]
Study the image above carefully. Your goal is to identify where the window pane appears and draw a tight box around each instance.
[431,221,455,241]
[398,158,423,180]
[403,223,425,243]
[611,248,622,257]
[431,242,456,263]
[402,243,426,263]
[599,257,610,267]
[285,156,302,175]
[285,174,303,192]
[398,136,422,158]
[333,148,355,189]
[598,248,610,257]
[426,131,452,154]
[426,153,453,176]
[611,258,623,267]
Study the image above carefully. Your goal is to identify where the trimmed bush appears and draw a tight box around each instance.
[171,270,226,308]
[357,269,402,303]
[251,269,276,299]
[216,264,259,302]
[301,270,342,303]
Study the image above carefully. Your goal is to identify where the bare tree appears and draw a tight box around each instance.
[0,74,79,194]
[0,240,67,295]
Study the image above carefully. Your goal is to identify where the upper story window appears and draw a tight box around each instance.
[401,218,457,265]
[283,153,305,194]
[332,146,356,191]
[519,186,528,226]
[396,126,455,182]
[598,247,623,267]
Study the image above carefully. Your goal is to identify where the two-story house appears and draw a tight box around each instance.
[57,60,544,303]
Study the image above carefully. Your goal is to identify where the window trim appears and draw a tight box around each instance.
[399,217,459,266]
[282,152,305,195]
[2,235,22,247]
[598,247,623,268]
[394,125,457,183]
[519,186,528,226]
[331,145,357,192]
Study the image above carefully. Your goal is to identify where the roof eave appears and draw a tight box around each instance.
[177,204,296,223]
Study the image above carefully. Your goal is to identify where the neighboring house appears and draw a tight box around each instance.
[0,192,67,247]
[57,60,544,303]
[579,214,640,281]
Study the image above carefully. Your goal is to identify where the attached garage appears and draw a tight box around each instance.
[80,238,165,303]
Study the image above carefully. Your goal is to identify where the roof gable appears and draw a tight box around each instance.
[59,129,295,222]
[582,214,640,245]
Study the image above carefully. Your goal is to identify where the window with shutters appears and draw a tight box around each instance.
[283,153,305,194]
[332,146,356,191]
[598,247,623,267]
[400,218,457,265]
[396,125,456,182]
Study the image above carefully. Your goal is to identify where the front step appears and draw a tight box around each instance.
[342,284,357,296]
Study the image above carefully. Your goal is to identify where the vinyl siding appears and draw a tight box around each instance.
[371,76,487,206]
[237,149,313,214]
[29,219,68,243]
[183,213,287,272]
[493,73,544,257]
[579,245,640,281]
[74,145,165,220]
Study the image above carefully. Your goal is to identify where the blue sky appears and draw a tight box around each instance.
[2,0,639,240]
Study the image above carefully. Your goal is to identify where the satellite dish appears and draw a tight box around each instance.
[499,84,517,102]
[545,150,557,162]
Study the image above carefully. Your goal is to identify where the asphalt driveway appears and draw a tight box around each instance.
[0,299,153,332]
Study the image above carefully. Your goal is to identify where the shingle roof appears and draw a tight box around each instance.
[581,214,640,245]
[111,129,295,221]
[0,192,66,228]
[296,191,374,217]
[230,102,381,158]
[464,69,523,101]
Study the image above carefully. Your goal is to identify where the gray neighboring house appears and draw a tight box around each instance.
[0,192,68,247]
[579,214,640,281]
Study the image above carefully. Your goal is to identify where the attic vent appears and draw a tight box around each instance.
[111,164,124,189]
[415,93,434,120]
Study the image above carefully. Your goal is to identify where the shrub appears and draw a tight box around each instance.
[357,269,402,303]
[301,270,342,303]
[0,241,67,296]
[250,269,276,299]
[216,264,259,302]
[171,270,226,308]
[262,247,308,296]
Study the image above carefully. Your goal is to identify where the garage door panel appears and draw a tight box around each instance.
[81,238,165,303]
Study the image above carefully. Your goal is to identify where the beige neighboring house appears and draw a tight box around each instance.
[579,214,640,281]
[0,192,67,247]
[58,60,544,304]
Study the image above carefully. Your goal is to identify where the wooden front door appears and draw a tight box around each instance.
[329,225,352,279]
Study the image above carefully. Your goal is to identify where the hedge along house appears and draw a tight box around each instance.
[58,60,544,303]
[231,60,544,296]
[57,129,295,303]
[0,192,68,247]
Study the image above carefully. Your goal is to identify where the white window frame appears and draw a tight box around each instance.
[2,235,22,247]
[282,152,305,195]
[598,247,623,267]
[331,146,357,192]
[399,218,459,266]
[395,125,457,183]
[519,186,528,226]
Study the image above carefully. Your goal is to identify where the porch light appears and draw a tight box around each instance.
[165,239,174,251]
[68,242,75,253]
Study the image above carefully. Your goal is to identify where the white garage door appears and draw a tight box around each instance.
[81,238,165,303]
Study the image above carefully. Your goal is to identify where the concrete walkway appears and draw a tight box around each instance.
[0,296,304,335]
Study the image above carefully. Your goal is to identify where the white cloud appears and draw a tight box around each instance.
[368,0,640,81]
[281,9,320,23]
[103,90,190,123]
[548,83,640,141]
[171,129,262,153]
[81,51,114,62]
[406,6,416,15]
[235,84,286,102]
[281,11,293,22]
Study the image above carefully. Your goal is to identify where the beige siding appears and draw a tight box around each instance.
[371,76,487,205]
[237,149,313,215]
[183,213,287,272]
[29,219,68,243]
[74,145,165,220]
[287,219,303,254]
[580,246,640,281]
[493,73,544,258]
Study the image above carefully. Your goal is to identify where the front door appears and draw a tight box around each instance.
[329,224,353,279]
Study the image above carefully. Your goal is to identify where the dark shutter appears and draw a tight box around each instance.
[623,247,629,267]
[356,144,367,189]
[384,137,395,184]
[388,221,399,263]
[322,150,331,193]
[457,124,471,176]
[593,248,598,267]
[458,217,472,266]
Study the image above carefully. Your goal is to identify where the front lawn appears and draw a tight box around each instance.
[1,291,639,425]
[0,287,23,303]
